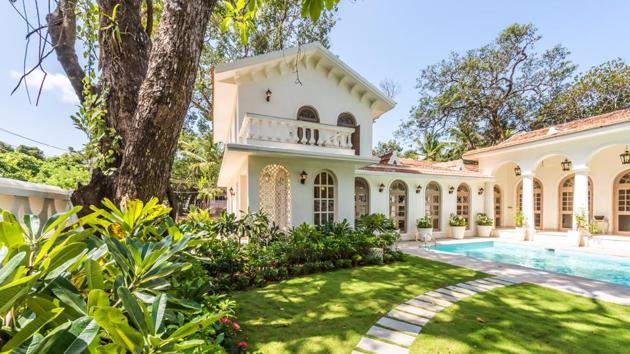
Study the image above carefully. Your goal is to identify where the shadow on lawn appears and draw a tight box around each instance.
[411,283,630,354]
[231,256,486,353]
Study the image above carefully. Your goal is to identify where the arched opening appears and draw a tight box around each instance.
[297,106,319,145]
[337,112,360,155]
[425,182,441,231]
[517,178,544,229]
[314,170,336,225]
[614,170,630,235]
[456,184,471,229]
[354,177,370,220]
[558,174,593,230]
[389,180,408,232]
[494,185,502,227]
[259,164,291,229]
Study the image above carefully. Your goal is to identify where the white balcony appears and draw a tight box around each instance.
[239,113,356,155]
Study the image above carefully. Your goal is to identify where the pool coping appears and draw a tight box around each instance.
[398,241,630,306]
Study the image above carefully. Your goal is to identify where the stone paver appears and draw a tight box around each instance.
[396,304,436,318]
[354,276,516,354]
[386,310,430,326]
[376,317,422,336]
[356,336,408,354]
[425,290,460,303]
[415,294,453,307]
[446,285,477,295]
[434,288,470,299]
[405,298,444,312]
[367,326,416,347]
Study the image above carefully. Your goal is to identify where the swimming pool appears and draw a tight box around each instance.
[431,241,630,286]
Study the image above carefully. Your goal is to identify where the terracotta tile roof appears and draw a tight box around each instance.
[464,108,630,157]
[360,157,485,178]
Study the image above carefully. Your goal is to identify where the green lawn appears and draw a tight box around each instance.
[231,256,630,353]
[411,283,630,354]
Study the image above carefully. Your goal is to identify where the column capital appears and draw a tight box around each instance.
[521,170,535,178]
[572,166,589,174]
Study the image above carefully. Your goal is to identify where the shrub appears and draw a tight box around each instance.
[416,215,433,229]
[476,213,494,226]
[449,213,467,227]
[514,210,525,227]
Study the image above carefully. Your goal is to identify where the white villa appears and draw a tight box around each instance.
[214,42,630,241]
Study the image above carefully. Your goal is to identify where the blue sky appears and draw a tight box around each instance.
[1,0,629,156]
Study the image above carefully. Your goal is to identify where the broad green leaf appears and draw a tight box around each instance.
[87,289,109,315]
[2,300,64,350]
[0,251,26,285]
[164,313,222,343]
[151,293,167,334]
[309,0,323,22]
[116,286,149,336]
[50,277,87,315]
[173,339,206,351]
[41,206,82,236]
[43,242,87,273]
[0,219,26,249]
[93,306,143,352]
[39,316,100,354]
[0,273,39,316]
[85,259,104,290]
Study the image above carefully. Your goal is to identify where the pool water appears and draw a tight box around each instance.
[431,241,630,286]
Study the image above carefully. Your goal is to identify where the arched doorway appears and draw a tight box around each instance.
[354,177,370,220]
[337,112,360,155]
[389,180,408,232]
[517,178,543,229]
[456,184,471,229]
[425,182,441,231]
[259,164,291,229]
[558,174,593,230]
[614,170,630,235]
[314,170,336,225]
[494,185,502,227]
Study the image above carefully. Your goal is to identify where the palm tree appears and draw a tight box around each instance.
[416,132,447,161]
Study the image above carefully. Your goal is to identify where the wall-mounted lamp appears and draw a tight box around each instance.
[265,88,272,102]
[379,183,385,192]
[448,186,455,194]
[561,158,572,172]
[415,185,422,194]
[478,187,484,195]
[229,187,235,196]
[299,170,308,184]
[514,165,521,176]
[620,146,630,165]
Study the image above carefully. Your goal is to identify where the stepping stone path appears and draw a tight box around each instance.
[353,276,521,354]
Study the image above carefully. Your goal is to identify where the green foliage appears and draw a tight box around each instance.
[449,214,467,227]
[176,212,401,292]
[475,213,493,226]
[0,198,226,353]
[416,215,433,229]
[514,210,525,228]
[0,143,89,190]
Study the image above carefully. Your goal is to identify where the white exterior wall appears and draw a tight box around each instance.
[357,173,489,240]
[235,67,374,157]
[0,178,72,226]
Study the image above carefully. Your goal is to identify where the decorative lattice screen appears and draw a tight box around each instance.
[259,165,291,229]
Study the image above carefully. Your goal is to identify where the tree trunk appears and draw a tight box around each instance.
[49,0,216,209]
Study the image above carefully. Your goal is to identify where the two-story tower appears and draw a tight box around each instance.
[213,43,395,227]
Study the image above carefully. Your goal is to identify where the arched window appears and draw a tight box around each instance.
[297,106,319,146]
[297,106,319,122]
[558,175,593,230]
[615,170,630,234]
[337,112,360,156]
[389,180,408,232]
[354,177,370,220]
[517,178,543,229]
[494,185,502,227]
[259,164,291,229]
[314,170,335,225]
[425,182,441,231]
[456,184,471,229]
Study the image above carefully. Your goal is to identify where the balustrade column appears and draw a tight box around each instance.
[573,167,590,230]
[521,171,536,240]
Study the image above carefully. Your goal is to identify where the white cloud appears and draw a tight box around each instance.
[9,69,79,104]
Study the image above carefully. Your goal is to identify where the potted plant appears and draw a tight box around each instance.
[572,208,590,247]
[475,213,494,237]
[416,215,433,242]
[448,214,467,239]
[513,210,526,240]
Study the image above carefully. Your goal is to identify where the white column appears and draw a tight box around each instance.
[521,171,535,240]
[484,181,495,221]
[573,167,590,230]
